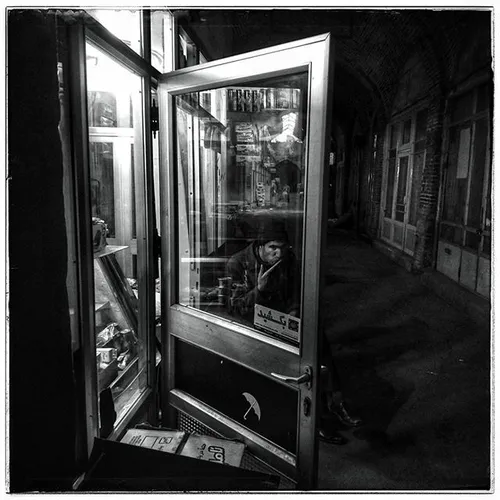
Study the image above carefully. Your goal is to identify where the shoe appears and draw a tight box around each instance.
[318,428,347,445]
[330,402,363,427]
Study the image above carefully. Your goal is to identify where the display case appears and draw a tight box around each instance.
[82,37,156,440]
[93,245,144,423]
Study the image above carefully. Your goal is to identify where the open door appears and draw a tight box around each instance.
[158,34,333,489]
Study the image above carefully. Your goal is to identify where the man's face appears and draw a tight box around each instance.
[260,240,289,265]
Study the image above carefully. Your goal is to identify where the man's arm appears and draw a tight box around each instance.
[226,257,260,318]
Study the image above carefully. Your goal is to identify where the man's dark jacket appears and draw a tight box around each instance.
[226,241,300,320]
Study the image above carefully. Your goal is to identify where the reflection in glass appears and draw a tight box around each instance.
[151,10,175,73]
[175,73,308,345]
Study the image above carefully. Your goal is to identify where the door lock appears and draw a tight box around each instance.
[271,366,312,389]
[303,396,311,417]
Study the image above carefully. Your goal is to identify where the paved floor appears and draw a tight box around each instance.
[316,229,491,491]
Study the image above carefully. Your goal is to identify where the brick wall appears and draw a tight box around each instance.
[413,94,445,270]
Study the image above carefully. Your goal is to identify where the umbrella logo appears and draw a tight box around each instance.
[242,392,261,421]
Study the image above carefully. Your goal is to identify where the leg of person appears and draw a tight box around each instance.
[317,344,347,445]
[321,344,363,428]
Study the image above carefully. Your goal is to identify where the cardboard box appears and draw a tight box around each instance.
[121,428,186,454]
[97,347,117,363]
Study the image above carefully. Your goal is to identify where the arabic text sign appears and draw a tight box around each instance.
[254,304,300,341]
[179,434,245,467]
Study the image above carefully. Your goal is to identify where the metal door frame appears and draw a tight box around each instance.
[158,33,333,488]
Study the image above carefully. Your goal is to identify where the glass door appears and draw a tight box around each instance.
[159,34,332,488]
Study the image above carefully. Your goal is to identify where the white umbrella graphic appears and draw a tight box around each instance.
[242,392,261,421]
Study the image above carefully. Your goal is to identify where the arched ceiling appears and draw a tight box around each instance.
[174,8,491,133]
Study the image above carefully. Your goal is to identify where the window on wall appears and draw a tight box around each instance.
[440,83,491,251]
[437,81,492,298]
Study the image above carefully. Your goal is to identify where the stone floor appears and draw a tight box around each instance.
[316,229,491,491]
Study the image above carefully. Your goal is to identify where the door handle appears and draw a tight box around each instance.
[271,366,312,389]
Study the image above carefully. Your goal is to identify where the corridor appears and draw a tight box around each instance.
[317,229,491,490]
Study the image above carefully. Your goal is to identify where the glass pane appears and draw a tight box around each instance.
[176,73,308,345]
[442,125,469,224]
[151,10,174,73]
[467,118,488,228]
[90,142,116,237]
[86,41,147,433]
[440,223,463,245]
[88,9,142,56]
[464,230,480,251]
[385,157,396,218]
[395,156,409,222]
[408,151,424,226]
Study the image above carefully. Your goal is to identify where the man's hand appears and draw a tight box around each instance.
[257,261,281,292]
